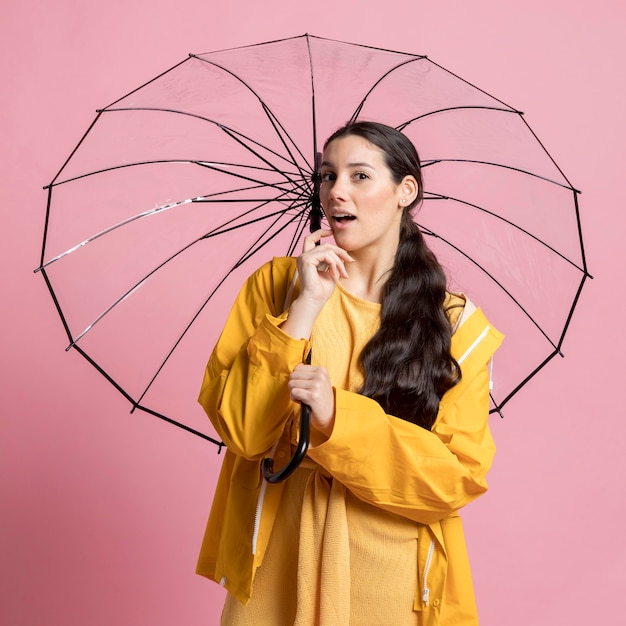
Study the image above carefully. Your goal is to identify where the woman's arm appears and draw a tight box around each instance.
[308,367,494,525]
[307,309,503,525]
[198,259,310,459]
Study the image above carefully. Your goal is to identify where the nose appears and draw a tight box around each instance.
[325,175,348,204]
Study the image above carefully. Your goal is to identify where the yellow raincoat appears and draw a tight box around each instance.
[197,257,503,625]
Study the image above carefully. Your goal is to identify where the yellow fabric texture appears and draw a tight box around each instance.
[196,257,504,626]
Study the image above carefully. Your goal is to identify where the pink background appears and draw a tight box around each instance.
[1,1,623,624]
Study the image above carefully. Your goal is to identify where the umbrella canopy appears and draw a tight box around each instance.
[36,34,590,450]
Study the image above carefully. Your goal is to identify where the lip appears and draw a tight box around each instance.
[328,213,356,230]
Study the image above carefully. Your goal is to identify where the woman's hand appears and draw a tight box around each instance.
[280,229,353,340]
[296,229,353,304]
[288,363,335,438]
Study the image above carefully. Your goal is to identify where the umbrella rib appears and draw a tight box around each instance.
[553,263,590,350]
[65,195,300,348]
[39,185,54,269]
[192,161,311,218]
[489,271,593,417]
[348,54,518,124]
[404,109,580,192]
[235,197,312,267]
[37,164,305,271]
[38,266,75,345]
[134,205,311,407]
[350,55,433,122]
[70,342,224,448]
[490,347,562,415]
[47,157,299,189]
[307,33,420,58]
[422,157,578,192]
[419,225,563,351]
[416,57,521,112]
[516,112,578,198]
[215,122,312,192]
[193,159,309,195]
[37,193,282,271]
[423,190,586,273]
[102,56,194,110]
[398,104,519,127]
[571,190,591,278]
[133,403,224,450]
[43,56,193,187]
[102,105,308,179]
[193,159,308,201]
[193,34,307,56]
[257,102,313,182]
[190,54,312,171]
[305,35,319,158]
[287,202,314,257]
[45,111,105,188]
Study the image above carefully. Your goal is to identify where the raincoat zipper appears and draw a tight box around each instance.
[252,479,268,555]
[252,440,279,555]
[422,539,435,605]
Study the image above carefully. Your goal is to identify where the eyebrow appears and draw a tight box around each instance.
[320,161,375,169]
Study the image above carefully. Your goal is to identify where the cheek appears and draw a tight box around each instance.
[365,189,396,209]
[319,196,328,213]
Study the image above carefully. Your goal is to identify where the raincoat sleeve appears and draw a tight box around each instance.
[307,307,504,526]
[198,258,310,459]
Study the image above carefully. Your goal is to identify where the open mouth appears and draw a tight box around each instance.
[333,215,356,223]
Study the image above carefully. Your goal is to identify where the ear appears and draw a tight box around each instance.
[398,175,419,207]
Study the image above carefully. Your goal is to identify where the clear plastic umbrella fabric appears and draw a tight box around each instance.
[37,34,590,448]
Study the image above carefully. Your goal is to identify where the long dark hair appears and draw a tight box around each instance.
[323,121,461,430]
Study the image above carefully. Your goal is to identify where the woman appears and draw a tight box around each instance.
[196,121,503,625]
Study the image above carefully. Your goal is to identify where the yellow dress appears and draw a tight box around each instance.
[220,283,440,625]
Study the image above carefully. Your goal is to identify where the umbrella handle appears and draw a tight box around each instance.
[262,403,311,484]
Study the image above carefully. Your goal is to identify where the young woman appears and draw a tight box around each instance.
[196,121,503,625]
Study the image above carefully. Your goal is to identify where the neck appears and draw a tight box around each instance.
[339,247,397,303]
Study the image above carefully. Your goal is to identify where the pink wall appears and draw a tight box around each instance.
[1,0,623,624]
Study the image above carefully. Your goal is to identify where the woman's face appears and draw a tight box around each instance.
[320,134,408,257]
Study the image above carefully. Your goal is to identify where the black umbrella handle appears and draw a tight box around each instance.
[310,151,323,231]
[261,402,311,484]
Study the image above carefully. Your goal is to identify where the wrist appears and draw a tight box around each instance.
[280,296,324,340]
[310,415,335,446]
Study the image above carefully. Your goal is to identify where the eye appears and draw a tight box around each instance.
[321,171,335,182]
[353,171,369,181]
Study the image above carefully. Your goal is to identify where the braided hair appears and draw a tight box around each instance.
[323,121,461,429]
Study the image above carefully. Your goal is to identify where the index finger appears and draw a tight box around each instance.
[303,228,334,252]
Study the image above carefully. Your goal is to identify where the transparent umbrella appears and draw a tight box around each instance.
[36,34,590,474]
